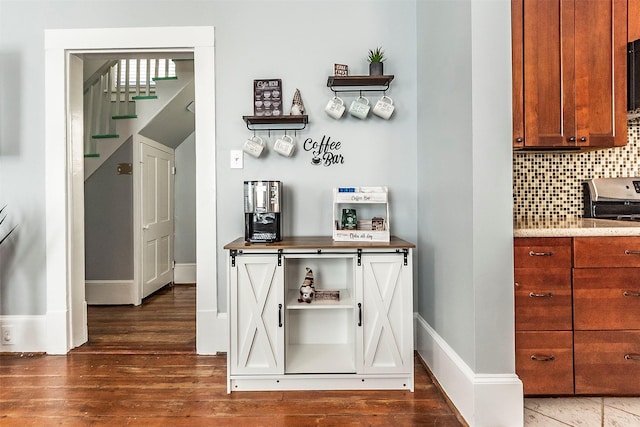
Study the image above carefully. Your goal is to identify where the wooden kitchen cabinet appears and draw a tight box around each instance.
[630,0,640,42]
[514,237,574,395]
[511,0,627,150]
[573,236,640,395]
[225,236,414,393]
[516,331,574,395]
[575,331,640,395]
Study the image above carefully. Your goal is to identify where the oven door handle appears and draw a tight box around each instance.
[625,250,640,256]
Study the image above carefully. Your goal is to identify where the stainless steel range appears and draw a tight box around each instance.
[583,177,640,220]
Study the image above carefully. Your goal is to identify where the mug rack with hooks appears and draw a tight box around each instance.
[242,115,309,132]
[326,75,395,94]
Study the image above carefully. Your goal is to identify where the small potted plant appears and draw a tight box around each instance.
[367,47,385,76]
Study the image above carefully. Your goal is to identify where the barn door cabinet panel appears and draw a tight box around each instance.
[512,0,627,149]
[228,255,284,376]
[224,236,414,393]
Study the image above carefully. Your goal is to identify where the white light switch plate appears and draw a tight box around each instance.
[230,150,243,169]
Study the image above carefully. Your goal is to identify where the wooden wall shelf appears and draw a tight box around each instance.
[242,115,308,131]
[327,75,394,93]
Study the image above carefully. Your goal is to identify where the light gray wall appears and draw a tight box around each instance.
[416,0,514,373]
[0,0,418,315]
[85,139,134,280]
[175,132,196,263]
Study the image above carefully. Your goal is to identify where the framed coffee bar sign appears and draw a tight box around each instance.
[254,79,282,117]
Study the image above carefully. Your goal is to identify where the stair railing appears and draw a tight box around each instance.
[84,58,175,157]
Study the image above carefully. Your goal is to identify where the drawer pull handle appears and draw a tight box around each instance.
[531,354,555,362]
[625,250,640,255]
[529,251,554,257]
[529,292,553,298]
[625,354,640,361]
[623,291,640,297]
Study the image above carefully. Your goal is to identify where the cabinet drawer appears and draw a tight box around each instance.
[514,268,572,331]
[514,238,572,268]
[516,331,574,395]
[575,331,640,395]
[574,237,640,268]
[573,268,640,330]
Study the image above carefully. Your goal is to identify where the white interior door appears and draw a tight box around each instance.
[138,134,175,300]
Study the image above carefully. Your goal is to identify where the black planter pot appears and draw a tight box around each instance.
[369,62,384,76]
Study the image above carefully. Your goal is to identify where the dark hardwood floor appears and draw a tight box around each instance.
[0,284,466,426]
[73,284,196,354]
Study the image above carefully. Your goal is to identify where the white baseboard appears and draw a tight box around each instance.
[85,280,136,305]
[174,263,196,284]
[0,315,48,353]
[197,309,227,355]
[415,314,523,427]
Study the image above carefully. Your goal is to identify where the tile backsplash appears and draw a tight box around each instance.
[513,122,640,220]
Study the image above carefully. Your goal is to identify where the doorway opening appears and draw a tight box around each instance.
[44,27,223,355]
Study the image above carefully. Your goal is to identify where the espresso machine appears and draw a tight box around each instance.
[244,180,282,242]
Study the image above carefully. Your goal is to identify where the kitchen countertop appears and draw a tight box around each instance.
[514,217,640,237]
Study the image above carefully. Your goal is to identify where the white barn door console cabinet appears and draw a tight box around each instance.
[224,236,415,393]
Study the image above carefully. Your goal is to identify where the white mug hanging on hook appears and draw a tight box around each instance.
[372,95,395,120]
[243,135,265,158]
[274,134,295,157]
[325,96,346,119]
[348,96,370,120]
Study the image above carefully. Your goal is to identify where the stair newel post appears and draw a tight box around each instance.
[105,67,115,135]
[114,61,122,117]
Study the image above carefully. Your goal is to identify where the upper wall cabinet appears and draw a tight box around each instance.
[629,0,640,42]
[512,0,627,150]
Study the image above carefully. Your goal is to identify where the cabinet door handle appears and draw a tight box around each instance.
[568,137,576,142]
[623,291,640,297]
[515,137,523,143]
[278,303,283,327]
[625,354,640,361]
[580,136,587,142]
[358,303,362,327]
[529,251,554,257]
[625,250,640,255]
[529,292,553,298]
[530,354,555,362]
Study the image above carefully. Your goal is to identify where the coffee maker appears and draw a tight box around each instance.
[244,180,282,242]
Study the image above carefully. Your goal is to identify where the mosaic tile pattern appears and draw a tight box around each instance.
[513,122,640,220]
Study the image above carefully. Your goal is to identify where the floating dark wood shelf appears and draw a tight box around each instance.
[242,115,308,131]
[327,75,395,88]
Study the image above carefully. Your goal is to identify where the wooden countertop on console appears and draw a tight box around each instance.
[224,236,415,250]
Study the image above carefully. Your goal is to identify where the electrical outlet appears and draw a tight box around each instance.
[230,150,243,169]
[2,325,15,345]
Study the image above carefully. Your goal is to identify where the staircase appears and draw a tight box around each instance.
[83,58,195,179]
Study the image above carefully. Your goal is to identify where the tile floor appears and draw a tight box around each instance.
[525,397,640,426]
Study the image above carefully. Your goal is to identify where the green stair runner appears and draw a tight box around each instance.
[153,76,178,81]
[112,114,138,120]
[91,134,119,139]
[131,95,158,100]
[84,153,100,158]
